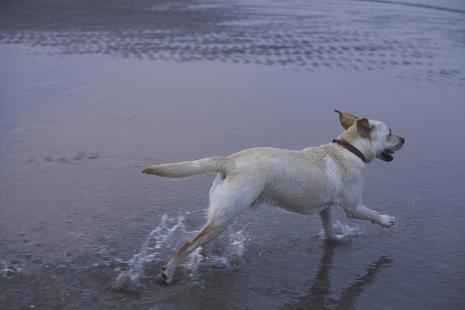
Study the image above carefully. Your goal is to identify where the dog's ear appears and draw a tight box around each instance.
[356,118,372,138]
[334,110,359,129]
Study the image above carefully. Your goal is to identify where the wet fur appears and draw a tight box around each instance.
[142,110,405,284]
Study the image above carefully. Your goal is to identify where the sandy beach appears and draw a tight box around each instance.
[1,1,464,309]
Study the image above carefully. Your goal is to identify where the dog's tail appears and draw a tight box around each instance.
[142,156,227,178]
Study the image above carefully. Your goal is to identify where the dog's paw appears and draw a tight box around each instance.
[379,215,396,228]
[155,273,171,286]
[156,267,173,286]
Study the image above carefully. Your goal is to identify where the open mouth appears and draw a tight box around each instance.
[378,149,394,162]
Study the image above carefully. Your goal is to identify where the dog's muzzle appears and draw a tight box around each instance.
[378,137,405,162]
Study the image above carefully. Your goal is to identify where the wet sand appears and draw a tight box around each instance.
[1,1,465,309]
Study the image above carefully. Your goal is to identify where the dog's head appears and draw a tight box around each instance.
[334,110,405,162]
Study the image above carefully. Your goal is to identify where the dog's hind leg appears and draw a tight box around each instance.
[158,220,226,285]
[158,176,263,285]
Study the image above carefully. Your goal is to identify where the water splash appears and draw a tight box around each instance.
[113,215,248,289]
[183,230,247,281]
[318,220,363,240]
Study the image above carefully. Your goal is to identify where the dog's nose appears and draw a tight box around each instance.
[399,137,405,145]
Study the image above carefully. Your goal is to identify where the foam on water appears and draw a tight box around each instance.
[114,215,248,288]
[0,260,22,279]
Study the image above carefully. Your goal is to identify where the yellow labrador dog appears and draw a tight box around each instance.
[142,110,405,284]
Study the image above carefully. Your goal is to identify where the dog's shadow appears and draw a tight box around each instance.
[283,242,393,310]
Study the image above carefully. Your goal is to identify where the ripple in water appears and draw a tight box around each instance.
[113,215,247,289]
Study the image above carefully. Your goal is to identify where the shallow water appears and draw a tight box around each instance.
[1,0,465,309]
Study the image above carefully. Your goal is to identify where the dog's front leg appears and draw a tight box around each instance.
[343,204,395,228]
[319,207,344,241]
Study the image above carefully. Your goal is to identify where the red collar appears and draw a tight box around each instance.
[332,139,367,163]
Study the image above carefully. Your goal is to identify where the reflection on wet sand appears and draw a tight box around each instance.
[283,243,393,309]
